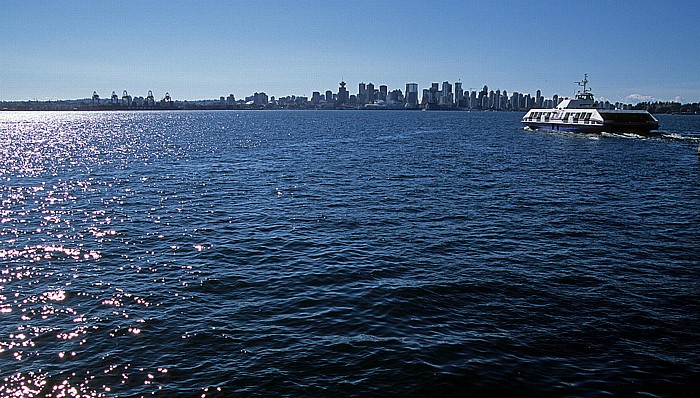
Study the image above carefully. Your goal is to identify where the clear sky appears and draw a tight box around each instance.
[2,0,699,103]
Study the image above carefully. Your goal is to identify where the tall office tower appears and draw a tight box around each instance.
[511,92,519,111]
[421,89,430,105]
[429,83,439,104]
[379,85,388,101]
[455,82,464,107]
[502,90,508,110]
[495,90,501,110]
[337,81,349,105]
[552,94,559,106]
[536,89,543,108]
[358,83,367,104]
[366,83,375,103]
[325,90,333,102]
[478,87,487,109]
[405,83,419,107]
[441,81,453,105]
[470,91,477,109]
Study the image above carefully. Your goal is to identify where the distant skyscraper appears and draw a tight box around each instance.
[366,83,375,103]
[337,81,349,105]
[379,85,388,101]
[427,83,439,105]
[405,83,419,107]
[511,91,519,111]
[358,82,367,104]
[455,82,463,107]
[325,90,333,102]
[441,81,453,106]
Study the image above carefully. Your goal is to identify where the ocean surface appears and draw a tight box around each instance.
[1,110,699,397]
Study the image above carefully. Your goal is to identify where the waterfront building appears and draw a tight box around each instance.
[379,85,388,102]
[441,81,453,106]
[366,83,375,103]
[511,92,519,111]
[337,81,349,105]
[358,83,366,104]
[388,89,403,103]
[423,83,439,106]
[254,92,268,106]
[325,90,333,102]
[405,83,419,108]
[455,82,464,107]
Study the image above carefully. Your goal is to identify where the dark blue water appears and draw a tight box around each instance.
[1,110,699,397]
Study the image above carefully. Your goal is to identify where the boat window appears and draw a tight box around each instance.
[583,113,591,121]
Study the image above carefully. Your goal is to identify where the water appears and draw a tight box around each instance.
[1,110,699,397]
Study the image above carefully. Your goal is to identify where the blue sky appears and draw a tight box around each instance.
[1,0,699,103]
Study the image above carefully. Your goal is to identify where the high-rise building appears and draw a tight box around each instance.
[325,90,333,102]
[337,81,349,105]
[358,83,366,104]
[441,81,453,106]
[366,83,375,103]
[511,92,519,111]
[379,85,388,101]
[455,82,463,107]
[427,83,439,105]
[253,92,268,106]
[405,83,419,107]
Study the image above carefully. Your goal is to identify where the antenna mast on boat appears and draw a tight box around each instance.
[576,74,591,95]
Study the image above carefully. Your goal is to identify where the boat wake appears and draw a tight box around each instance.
[527,126,700,144]
[658,131,700,142]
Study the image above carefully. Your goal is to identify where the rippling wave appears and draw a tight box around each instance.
[1,111,699,397]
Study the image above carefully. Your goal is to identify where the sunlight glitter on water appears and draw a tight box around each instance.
[1,111,699,396]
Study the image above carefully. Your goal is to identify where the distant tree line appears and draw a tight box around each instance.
[632,101,700,114]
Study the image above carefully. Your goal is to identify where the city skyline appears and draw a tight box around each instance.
[2,1,699,103]
[6,78,654,113]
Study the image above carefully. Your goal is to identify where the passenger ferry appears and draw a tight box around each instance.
[522,75,659,134]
